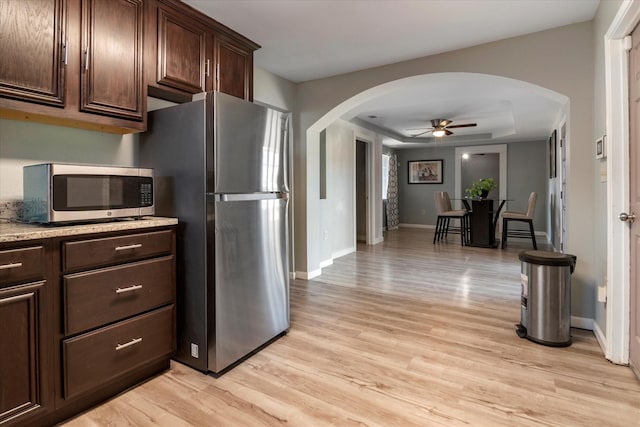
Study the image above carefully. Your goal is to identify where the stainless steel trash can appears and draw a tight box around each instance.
[515,250,576,347]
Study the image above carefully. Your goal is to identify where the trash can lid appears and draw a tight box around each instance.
[518,250,577,267]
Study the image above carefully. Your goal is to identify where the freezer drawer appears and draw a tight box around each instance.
[208,196,289,372]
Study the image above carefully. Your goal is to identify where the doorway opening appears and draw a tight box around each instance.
[460,153,501,199]
[356,140,368,243]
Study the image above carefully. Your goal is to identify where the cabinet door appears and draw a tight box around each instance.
[0,0,67,107]
[155,1,208,94]
[80,0,144,120]
[0,281,51,424]
[215,35,253,100]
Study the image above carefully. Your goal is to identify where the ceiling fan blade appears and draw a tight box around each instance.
[439,119,452,127]
[405,127,433,131]
[444,129,454,136]
[408,129,433,137]
[446,123,477,129]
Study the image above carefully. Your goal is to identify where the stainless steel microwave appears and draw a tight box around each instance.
[23,163,154,223]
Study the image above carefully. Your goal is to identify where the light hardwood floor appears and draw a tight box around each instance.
[64,229,640,426]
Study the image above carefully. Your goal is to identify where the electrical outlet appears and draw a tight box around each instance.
[323,230,329,240]
[191,343,199,358]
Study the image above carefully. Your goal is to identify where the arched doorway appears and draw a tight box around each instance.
[299,72,569,278]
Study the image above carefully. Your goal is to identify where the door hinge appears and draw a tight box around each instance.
[216,64,220,82]
[624,35,633,51]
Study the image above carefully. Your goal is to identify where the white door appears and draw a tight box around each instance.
[628,24,640,374]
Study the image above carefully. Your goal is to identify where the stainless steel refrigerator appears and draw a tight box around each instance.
[140,91,290,374]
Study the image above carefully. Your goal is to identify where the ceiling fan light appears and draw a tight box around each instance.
[432,129,446,137]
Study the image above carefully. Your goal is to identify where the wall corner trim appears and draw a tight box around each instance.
[593,320,608,357]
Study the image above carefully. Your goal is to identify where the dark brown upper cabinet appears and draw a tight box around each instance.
[147,0,258,102]
[155,2,209,94]
[80,0,144,121]
[215,34,253,101]
[0,0,146,133]
[0,0,67,107]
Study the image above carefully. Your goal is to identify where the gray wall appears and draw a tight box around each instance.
[398,147,455,225]
[397,140,547,232]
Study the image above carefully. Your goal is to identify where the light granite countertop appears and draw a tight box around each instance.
[0,217,178,243]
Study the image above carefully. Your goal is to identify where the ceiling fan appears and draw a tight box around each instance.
[407,119,477,137]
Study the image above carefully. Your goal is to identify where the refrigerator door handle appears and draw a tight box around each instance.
[211,193,288,202]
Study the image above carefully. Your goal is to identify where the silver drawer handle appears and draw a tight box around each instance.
[115,337,143,351]
[115,244,142,251]
[0,262,23,270]
[115,284,143,294]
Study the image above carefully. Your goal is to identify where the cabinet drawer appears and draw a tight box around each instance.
[64,256,174,335]
[63,230,173,271]
[63,305,174,399]
[0,246,44,287]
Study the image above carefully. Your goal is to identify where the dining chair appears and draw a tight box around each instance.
[501,192,537,249]
[433,191,468,245]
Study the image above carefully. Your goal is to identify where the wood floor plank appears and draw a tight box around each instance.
[63,229,640,426]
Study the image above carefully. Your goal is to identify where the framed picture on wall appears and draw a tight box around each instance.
[549,130,557,178]
[595,135,606,159]
[408,159,443,184]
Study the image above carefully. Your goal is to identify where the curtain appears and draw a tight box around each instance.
[386,154,399,230]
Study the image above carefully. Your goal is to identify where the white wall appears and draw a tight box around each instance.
[294,21,598,319]
[326,121,355,258]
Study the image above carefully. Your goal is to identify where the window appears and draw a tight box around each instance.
[382,154,390,200]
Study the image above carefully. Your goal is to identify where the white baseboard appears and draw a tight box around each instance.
[399,223,435,229]
[332,247,355,259]
[593,319,607,355]
[571,316,593,330]
[319,258,333,268]
[289,272,296,280]
[296,269,321,280]
[373,236,384,244]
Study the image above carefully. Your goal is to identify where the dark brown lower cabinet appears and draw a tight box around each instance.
[63,305,174,398]
[0,281,52,426]
[0,225,176,426]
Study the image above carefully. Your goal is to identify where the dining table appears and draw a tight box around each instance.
[460,198,509,248]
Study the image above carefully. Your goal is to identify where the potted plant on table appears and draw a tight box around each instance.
[465,178,496,199]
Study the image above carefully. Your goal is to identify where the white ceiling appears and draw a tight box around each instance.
[182,0,600,147]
